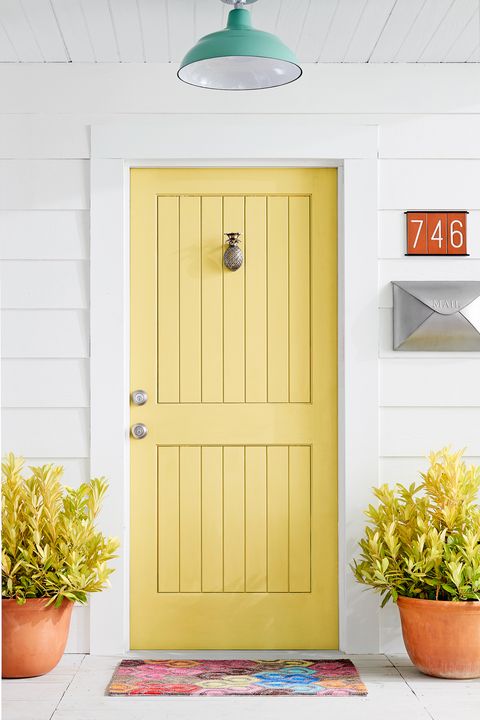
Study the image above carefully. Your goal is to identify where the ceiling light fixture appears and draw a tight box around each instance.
[178,0,302,91]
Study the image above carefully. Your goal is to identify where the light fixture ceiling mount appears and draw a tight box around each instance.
[178,0,302,91]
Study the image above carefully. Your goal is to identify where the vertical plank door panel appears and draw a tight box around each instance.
[179,446,202,592]
[157,446,180,592]
[289,446,311,591]
[289,196,311,402]
[223,197,245,402]
[267,445,289,592]
[245,196,268,403]
[179,196,202,402]
[201,446,224,592]
[245,445,267,592]
[223,446,245,591]
[157,197,180,403]
[267,197,289,402]
[201,197,224,402]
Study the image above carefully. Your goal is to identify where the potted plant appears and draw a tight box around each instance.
[352,447,480,679]
[2,453,119,678]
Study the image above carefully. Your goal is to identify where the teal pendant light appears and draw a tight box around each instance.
[178,0,302,91]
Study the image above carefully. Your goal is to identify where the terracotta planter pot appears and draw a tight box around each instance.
[2,598,74,678]
[397,596,480,679]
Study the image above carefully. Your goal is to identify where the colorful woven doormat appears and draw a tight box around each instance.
[106,659,367,697]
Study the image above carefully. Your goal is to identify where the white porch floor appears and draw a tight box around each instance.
[3,652,480,720]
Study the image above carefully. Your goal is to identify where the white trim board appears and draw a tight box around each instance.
[89,117,379,654]
[91,118,377,160]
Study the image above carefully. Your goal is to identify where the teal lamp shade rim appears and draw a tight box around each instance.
[177,58,303,92]
[178,7,302,91]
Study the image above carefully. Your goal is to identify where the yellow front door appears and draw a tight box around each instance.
[130,168,337,649]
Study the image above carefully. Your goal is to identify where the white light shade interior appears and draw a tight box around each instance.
[178,56,302,90]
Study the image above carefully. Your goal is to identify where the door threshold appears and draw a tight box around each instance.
[125,650,345,660]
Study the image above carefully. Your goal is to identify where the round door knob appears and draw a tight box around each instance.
[131,423,148,439]
[131,389,148,406]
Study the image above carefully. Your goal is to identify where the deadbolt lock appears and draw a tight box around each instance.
[131,423,148,439]
[131,389,148,406]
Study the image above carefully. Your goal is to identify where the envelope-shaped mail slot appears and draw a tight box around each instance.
[393,281,480,351]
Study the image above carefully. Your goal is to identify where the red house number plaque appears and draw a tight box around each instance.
[406,211,468,256]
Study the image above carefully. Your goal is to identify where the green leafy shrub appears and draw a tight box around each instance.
[2,453,120,606]
[352,448,480,605]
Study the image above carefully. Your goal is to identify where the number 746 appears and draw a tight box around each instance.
[407,213,467,255]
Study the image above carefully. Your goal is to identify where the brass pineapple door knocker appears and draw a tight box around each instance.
[223,232,243,271]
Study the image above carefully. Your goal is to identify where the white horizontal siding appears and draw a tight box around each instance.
[1,310,89,358]
[0,117,89,158]
[0,160,89,209]
[2,408,89,457]
[380,407,480,456]
[379,115,480,160]
[380,359,480,407]
[378,211,405,258]
[2,359,89,407]
[379,210,480,259]
[3,112,480,161]
[379,159,480,210]
[2,65,480,116]
[1,260,88,309]
[0,211,89,259]
[3,111,480,161]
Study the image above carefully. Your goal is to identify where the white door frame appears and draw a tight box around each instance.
[89,117,379,655]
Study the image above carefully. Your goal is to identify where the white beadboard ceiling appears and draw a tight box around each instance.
[0,0,478,64]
